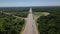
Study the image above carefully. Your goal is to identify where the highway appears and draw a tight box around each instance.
[22,8,39,34]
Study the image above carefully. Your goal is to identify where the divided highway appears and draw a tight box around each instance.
[22,8,39,34]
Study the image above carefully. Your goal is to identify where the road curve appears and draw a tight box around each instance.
[22,8,39,34]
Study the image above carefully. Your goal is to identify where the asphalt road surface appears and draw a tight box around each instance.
[22,8,39,34]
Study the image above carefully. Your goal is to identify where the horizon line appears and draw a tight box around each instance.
[0,6,60,7]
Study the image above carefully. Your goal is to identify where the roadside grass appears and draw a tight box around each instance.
[33,12,50,34]
[33,12,50,27]
[33,12,50,20]
[20,18,27,34]
[33,12,50,26]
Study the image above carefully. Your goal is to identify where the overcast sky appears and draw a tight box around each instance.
[0,0,60,7]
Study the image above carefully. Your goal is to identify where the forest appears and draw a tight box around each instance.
[0,7,60,34]
[0,9,25,34]
[35,7,60,34]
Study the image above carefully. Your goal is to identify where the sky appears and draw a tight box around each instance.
[0,0,60,7]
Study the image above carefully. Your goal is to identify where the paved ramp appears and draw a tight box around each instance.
[22,8,39,34]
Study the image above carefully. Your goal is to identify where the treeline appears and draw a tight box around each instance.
[32,7,60,15]
[0,12,25,34]
[0,7,29,18]
[36,7,60,34]
[0,7,29,12]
